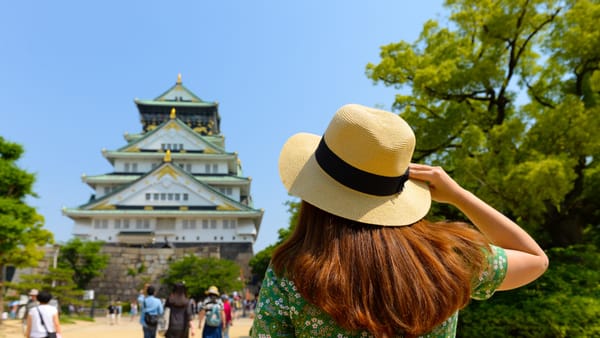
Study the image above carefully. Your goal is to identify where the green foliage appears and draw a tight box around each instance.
[366,0,600,247]
[161,255,243,299]
[458,245,600,337]
[6,266,86,311]
[249,199,301,283]
[58,238,109,290]
[0,136,53,317]
[0,137,53,267]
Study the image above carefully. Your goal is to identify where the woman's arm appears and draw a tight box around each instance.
[52,312,61,334]
[197,309,205,329]
[25,314,32,337]
[409,164,549,290]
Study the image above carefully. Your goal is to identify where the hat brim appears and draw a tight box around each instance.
[279,133,431,226]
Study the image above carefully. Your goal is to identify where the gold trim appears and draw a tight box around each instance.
[156,165,178,179]
[144,206,154,210]
[217,204,238,211]
[170,108,176,119]
[91,202,116,210]
[164,150,172,163]
[179,206,189,211]
[164,121,182,130]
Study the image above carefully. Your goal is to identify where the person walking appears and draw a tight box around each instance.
[25,290,62,338]
[198,286,225,338]
[140,285,163,338]
[106,301,116,325]
[21,289,39,333]
[251,104,548,337]
[221,294,233,338]
[164,282,195,338]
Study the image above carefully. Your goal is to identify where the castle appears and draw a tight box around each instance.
[61,75,263,299]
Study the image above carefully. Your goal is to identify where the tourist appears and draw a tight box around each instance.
[22,289,39,333]
[130,299,138,321]
[164,282,195,338]
[198,286,225,338]
[25,290,62,338]
[251,104,548,337]
[106,301,116,325]
[116,300,122,324]
[140,285,163,338]
[221,294,233,338]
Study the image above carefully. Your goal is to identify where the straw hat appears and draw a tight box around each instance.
[29,289,39,296]
[278,104,431,226]
[205,285,220,296]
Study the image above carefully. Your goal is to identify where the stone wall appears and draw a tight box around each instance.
[90,243,254,302]
[10,243,254,304]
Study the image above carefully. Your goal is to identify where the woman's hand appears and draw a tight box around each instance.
[408,163,464,205]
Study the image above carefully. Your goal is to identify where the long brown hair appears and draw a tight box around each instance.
[271,201,490,337]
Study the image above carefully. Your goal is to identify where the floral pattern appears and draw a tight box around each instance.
[251,245,507,338]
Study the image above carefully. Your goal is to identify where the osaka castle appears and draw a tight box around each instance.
[63,75,263,249]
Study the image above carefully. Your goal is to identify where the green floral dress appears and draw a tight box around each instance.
[251,245,507,338]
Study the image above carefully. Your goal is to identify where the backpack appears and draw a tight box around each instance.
[205,302,222,327]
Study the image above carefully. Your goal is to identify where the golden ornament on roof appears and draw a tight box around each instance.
[164,149,172,163]
[170,108,176,119]
[177,73,182,84]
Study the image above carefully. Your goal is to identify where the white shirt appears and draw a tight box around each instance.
[28,304,58,338]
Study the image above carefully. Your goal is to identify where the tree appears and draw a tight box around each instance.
[161,255,243,300]
[0,136,53,319]
[366,0,600,247]
[7,266,85,314]
[57,238,109,290]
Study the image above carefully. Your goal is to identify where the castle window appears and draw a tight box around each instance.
[212,164,218,173]
[186,164,192,172]
[175,194,180,201]
[210,220,217,229]
[232,236,236,240]
[183,193,189,201]
[220,236,223,240]
[231,220,237,229]
[123,219,130,229]
[205,164,211,173]
[144,219,150,229]
[102,220,108,229]
[145,193,151,201]
[115,219,121,229]
[202,220,208,229]
[223,220,228,229]
[136,219,143,229]
[196,236,200,240]
[132,163,138,172]
[168,193,173,200]
[161,193,166,200]
[124,163,130,172]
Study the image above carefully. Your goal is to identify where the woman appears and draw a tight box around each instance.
[164,282,195,338]
[198,286,225,338]
[251,104,548,337]
[25,290,62,338]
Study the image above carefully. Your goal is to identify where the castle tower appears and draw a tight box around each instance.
[63,75,263,258]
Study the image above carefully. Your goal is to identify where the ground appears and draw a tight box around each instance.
[0,315,252,338]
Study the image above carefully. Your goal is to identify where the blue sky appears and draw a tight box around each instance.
[0,1,445,252]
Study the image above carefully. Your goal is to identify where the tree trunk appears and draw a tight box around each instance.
[544,210,584,247]
[0,264,4,324]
